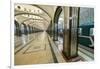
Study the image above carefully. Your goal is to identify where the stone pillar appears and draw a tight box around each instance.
[63,7,79,59]
[63,7,70,58]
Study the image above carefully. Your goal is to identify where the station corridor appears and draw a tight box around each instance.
[14,3,94,65]
[15,31,65,65]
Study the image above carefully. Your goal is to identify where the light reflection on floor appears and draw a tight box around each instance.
[15,32,55,65]
[55,36,63,52]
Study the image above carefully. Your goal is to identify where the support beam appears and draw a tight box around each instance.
[63,7,70,58]
[63,7,79,60]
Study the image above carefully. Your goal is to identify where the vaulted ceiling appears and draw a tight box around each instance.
[14,3,57,30]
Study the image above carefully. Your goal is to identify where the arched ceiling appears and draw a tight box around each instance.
[32,5,57,19]
[14,3,57,30]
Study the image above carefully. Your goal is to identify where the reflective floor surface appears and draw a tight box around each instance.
[15,31,66,65]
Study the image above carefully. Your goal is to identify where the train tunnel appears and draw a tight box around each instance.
[14,3,94,65]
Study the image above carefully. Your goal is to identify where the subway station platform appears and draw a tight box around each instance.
[14,4,94,65]
[15,31,94,65]
[15,31,66,65]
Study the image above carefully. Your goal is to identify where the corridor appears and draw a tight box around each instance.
[15,31,65,65]
[14,3,94,65]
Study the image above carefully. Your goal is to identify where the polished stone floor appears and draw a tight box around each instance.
[14,31,94,65]
[14,31,65,65]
